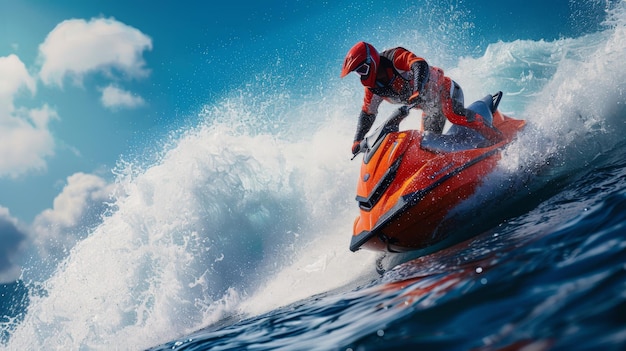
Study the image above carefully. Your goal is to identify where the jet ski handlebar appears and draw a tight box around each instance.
[350,103,418,160]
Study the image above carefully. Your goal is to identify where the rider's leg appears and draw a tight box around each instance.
[440,78,503,143]
[422,111,446,134]
[419,67,448,134]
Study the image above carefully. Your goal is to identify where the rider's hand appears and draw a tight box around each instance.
[408,92,420,105]
[352,140,362,155]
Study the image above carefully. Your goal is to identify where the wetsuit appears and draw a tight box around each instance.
[354,47,502,144]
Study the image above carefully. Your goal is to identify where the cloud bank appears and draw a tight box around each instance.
[0,173,119,283]
[31,172,117,262]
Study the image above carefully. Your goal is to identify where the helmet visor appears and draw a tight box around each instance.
[355,62,370,76]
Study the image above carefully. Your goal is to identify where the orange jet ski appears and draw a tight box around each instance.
[350,92,525,253]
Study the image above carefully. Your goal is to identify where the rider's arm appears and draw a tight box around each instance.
[392,48,430,97]
[410,61,429,96]
[355,88,382,142]
[354,111,376,143]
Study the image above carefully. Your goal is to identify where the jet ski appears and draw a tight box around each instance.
[350,92,525,253]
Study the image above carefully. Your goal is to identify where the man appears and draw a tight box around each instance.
[340,41,503,155]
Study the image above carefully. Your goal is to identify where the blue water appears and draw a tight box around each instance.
[2,1,626,350]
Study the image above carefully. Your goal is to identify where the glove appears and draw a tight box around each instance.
[408,92,420,105]
[352,140,362,155]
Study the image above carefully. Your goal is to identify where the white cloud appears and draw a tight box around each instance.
[0,54,36,112]
[0,207,26,283]
[0,105,57,177]
[0,173,120,282]
[31,172,118,262]
[100,84,146,110]
[38,17,153,87]
[0,55,57,178]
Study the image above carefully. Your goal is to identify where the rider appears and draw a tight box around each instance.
[341,41,503,155]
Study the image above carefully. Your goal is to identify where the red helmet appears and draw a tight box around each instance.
[340,41,379,88]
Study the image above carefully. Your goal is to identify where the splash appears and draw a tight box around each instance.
[450,1,626,228]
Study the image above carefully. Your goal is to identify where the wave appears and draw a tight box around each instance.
[452,1,626,200]
[4,76,381,349]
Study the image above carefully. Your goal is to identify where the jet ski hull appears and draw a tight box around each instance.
[351,104,525,253]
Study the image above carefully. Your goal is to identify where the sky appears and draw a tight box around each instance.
[0,0,614,283]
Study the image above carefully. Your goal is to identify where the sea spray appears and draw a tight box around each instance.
[451,3,626,239]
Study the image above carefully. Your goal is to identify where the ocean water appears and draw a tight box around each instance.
[2,1,626,350]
